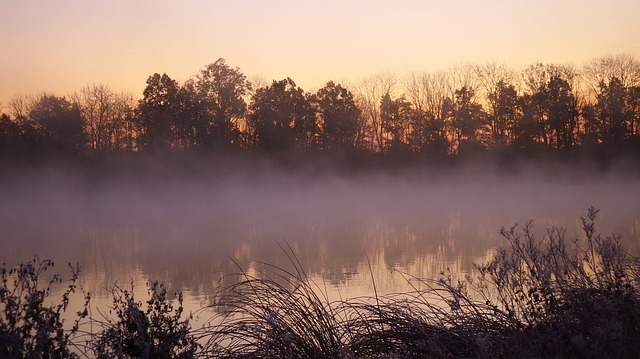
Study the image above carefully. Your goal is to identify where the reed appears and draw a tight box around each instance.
[0,258,89,358]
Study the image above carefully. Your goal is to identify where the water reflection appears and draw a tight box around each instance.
[10,209,635,310]
[2,170,640,313]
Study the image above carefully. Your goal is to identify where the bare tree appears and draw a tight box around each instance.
[353,72,397,153]
[583,53,640,100]
[403,71,451,155]
[73,84,135,153]
[448,63,480,99]
[523,63,578,96]
[239,75,270,148]
[247,75,269,97]
[472,63,517,144]
[8,95,32,122]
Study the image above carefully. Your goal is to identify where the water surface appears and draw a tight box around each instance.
[2,165,639,312]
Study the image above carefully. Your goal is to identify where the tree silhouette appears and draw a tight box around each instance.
[446,86,487,154]
[543,75,579,149]
[1,53,640,163]
[595,77,631,145]
[408,110,449,158]
[380,92,412,153]
[403,71,451,157]
[315,81,362,152]
[176,79,209,150]
[28,94,85,156]
[473,63,517,146]
[579,104,600,147]
[629,86,640,141]
[136,73,181,151]
[583,54,640,101]
[0,95,85,159]
[196,58,250,151]
[73,84,134,153]
[248,78,316,152]
[0,113,21,159]
[486,80,519,146]
[521,64,579,150]
[355,73,396,153]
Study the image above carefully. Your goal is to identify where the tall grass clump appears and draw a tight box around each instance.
[199,243,348,359]
[0,257,89,358]
[336,290,481,358]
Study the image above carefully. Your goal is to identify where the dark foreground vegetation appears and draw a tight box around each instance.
[2,207,640,358]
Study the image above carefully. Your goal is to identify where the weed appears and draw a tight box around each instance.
[88,280,198,359]
[467,206,640,357]
[0,257,89,358]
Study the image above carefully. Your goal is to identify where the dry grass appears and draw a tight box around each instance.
[200,207,640,358]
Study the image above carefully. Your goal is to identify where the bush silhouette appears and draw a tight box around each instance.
[0,258,89,358]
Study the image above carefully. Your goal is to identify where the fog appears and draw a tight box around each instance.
[1,161,639,300]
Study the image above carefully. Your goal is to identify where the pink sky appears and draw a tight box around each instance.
[1,0,639,107]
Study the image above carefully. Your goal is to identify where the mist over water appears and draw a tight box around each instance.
[1,161,639,304]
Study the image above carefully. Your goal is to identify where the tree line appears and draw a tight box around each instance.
[2,54,640,164]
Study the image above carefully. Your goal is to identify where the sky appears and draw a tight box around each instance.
[1,0,639,107]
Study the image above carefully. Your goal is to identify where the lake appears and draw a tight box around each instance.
[2,164,639,318]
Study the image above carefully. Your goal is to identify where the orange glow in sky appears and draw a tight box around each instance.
[1,0,639,106]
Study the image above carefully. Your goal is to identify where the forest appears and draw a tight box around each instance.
[1,54,640,167]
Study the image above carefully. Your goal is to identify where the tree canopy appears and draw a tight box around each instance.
[2,54,640,164]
